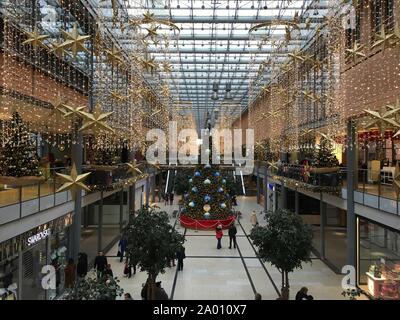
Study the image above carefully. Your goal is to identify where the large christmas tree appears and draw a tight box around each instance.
[0,112,41,177]
[182,164,234,220]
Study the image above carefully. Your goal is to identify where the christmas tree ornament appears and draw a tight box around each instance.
[203,204,211,212]
[214,172,220,177]
[222,179,227,184]
[204,164,211,169]
[203,212,211,219]
[189,178,193,183]
[218,187,224,193]
[191,186,198,193]
[204,195,211,202]
[220,203,227,209]
[189,201,195,208]
[194,171,201,177]
[203,179,211,185]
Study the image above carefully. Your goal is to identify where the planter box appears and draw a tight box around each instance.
[0,176,45,187]
[309,166,340,174]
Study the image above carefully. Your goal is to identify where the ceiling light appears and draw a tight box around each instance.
[211,92,219,100]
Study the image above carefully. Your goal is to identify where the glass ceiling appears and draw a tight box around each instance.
[16,0,333,129]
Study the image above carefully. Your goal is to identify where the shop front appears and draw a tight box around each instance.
[357,216,400,300]
[0,213,73,300]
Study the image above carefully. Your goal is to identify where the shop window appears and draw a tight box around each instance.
[358,217,400,300]
[371,0,395,35]
[371,0,382,34]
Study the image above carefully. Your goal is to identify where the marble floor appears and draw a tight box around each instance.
[104,196,358,300]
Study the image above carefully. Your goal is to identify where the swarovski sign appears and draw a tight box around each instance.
[27,229,51,246]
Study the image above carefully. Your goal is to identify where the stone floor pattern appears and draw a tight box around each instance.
[105,196,349,300]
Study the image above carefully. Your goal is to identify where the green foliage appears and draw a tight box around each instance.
[92,147,118,165]
[182,165,233,220]
[64,273,123,300]
[123,205,185,278]
[341,287,362,300]
[250,209,313,274]
[0,112,41,177]
[313,137,339,168]
[174,169,191,195]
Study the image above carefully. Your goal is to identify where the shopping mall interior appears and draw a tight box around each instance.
[0,0,400,301]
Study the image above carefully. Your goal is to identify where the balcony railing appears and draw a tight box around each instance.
[0,163,152,225]
[257,161,400,216]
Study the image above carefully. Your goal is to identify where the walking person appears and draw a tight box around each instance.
[64,258,76,289]
[94,251,108,279]
[164,192,169,206]
[250,211,259,228]
[118,236,127,263]
[104,264,114,279]
[176,246,186,271]
[215,224,223,249]
[77,252,88,278]
[169,192,174,205]
[228,222,237,249]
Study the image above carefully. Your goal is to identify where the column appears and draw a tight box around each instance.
[151,175,156,203]
[256,164,261,204]
[98,191,104,253]
[119,189,124,232]
[282,185,288,210]
[263,167,268,212]
[145,176,150,206]
[69,130,83,263]
[295,190,299,215]
[346,119,357,268]
[320,197,326,259]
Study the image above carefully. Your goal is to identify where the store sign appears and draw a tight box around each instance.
[27,229,51,246]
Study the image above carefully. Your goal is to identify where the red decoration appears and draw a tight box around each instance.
[180,214,235,230]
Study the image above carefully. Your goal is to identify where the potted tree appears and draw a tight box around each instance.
[250,209,313,300]
[64,271,124,300]
[123,205,185,300]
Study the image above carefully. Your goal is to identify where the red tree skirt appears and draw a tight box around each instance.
[180,214,235,230]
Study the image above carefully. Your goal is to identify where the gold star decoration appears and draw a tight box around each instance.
[302,90,317,102]
[371,24,395,51]
[59,22,91,57]
[390,22,400,46]
[142,11,155,24]
[162,62,173,73]
[126,160,143,175]
[256,110,280,122]
[49,42,70,58]
[105,44,124,67]
[288,50,305,63]
[316,131,336,145]
[300,129,314,137]
[144,25,159,40]
[345,42,366,62]
[261,85,270,95]
[267,161,279,171]
[56,163,91,199]
[110,90,129,102]
[141,56,158,74]
[63,105,87,118]
[129,19,142,30]
[393,162,400,198]
[49,92,67,121]
[78,104,115,134]
[364,108,400,132]
[22,26,49,50]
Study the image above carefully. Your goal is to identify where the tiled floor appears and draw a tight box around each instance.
[105,196,356,300]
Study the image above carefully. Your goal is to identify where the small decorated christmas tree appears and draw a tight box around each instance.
[313,137,339,168]
[0,112,41,177]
